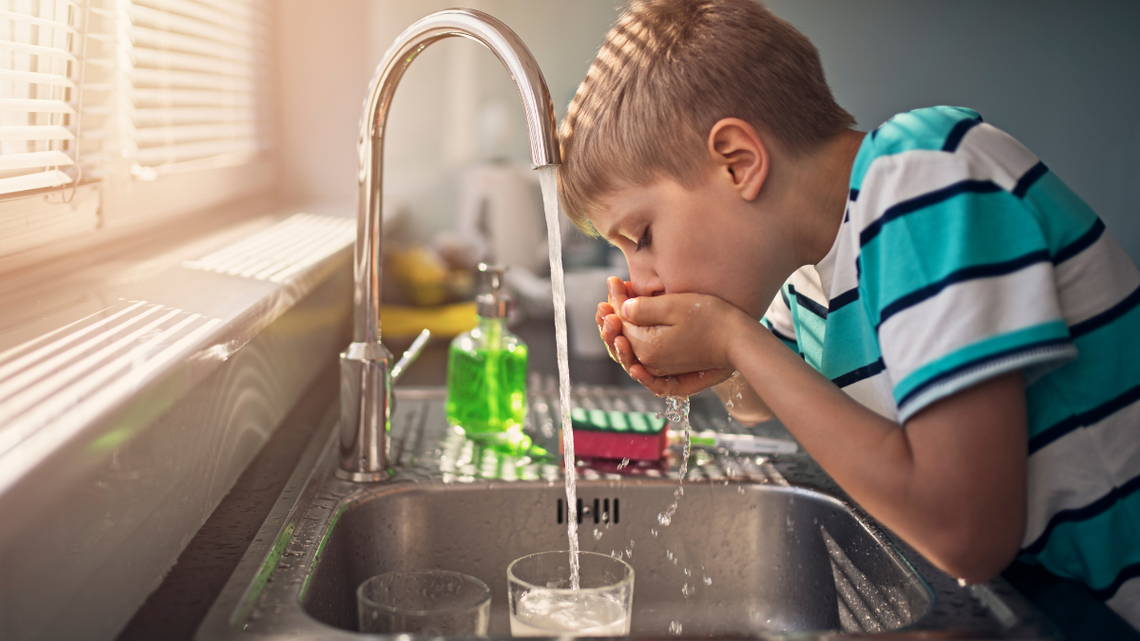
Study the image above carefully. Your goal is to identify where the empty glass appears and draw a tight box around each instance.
[508,551,635,637]
[357,569,491,635]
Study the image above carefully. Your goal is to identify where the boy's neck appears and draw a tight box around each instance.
[779,129,866,267]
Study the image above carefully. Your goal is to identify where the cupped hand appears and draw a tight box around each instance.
[619,292,741,375]
[597,280,739,396]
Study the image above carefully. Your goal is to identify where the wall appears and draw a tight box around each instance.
[279,1,1140,260]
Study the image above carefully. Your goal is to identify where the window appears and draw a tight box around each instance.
[0,0,275,260]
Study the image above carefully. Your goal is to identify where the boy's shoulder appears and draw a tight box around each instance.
[850,106,984,189]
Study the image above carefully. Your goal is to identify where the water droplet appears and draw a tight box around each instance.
[683,568,691,576]
[681,583,694,597]
[669,620,683,636]
[593,528,603,541]
[650,528,659,537]
[703,576,712,586]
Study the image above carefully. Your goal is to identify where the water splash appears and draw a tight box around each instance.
[537,166,579,589]
[657,396,691,527]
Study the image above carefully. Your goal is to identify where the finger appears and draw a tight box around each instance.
[607,276,629,309]
[620,295,675,326]
[601,313,623,343]
[613,334,638,372]
[596,302,614,332]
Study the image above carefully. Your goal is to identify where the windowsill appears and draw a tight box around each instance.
[0,196,357,549]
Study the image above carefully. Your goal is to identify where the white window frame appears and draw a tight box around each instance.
[0,0,276,262]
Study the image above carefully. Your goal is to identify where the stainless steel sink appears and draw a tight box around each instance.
[197,386,1058,640]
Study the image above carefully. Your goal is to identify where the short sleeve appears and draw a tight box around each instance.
[855,130,1078,422]
[761,286,799,354]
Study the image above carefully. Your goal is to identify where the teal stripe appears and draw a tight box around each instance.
[859,190,1047,319]
[894,320,1071,406]
[850,106,982,190]
[819,304,882,381]
[760,317,799,353]
[1024,489,1140,591]
[791,299,826,370]
[1027,300,1140,439]
[1023,171,1101,257]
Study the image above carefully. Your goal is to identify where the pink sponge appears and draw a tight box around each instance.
[562,407,670,461]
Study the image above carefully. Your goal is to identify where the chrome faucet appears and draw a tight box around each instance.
[336,9,561,482]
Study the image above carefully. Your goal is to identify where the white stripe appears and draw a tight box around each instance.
[1106,576,1140,631]
[764,288,796,340]
[788,265,828,312]
[1056,229,1140,327]
[841,372,898,421]
[822,217,860,301]
[879,261,1063,385]
[957,123,1040,193]
[854,147,1037,241]
[1023,398,1140,546]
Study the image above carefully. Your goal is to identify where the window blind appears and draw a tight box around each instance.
[120,0,271,179]
[0,0,85,196]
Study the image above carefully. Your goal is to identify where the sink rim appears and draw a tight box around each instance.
[196,386,1058,641]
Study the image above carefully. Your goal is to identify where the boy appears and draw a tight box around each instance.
[557,0,1140,633]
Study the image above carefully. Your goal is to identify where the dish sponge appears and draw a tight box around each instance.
[562,407,669,460]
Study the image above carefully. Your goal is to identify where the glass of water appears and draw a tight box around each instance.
[357,569,491,635]
[507,551,634,637]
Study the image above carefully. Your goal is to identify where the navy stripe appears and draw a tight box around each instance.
[829,288,859,313]
[1092,562,1140,601]
[941,117,982,152]
[1053,219,1105,265]
[1029,382,1140,454]
[897,338,1071,412]
[831,358,885,388]
[1013,161,1049,199]
[1070,282,1140,339]
[789,285,828,319]
[860,180,1004,247]
[769,324,797,344]
[849,188,860,202]
[1023,474,1140,557]
[780,287,791,310]
[877,250,1051,330]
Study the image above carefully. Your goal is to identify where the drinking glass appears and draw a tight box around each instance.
[357,569,491,635]
[507,551,635,637]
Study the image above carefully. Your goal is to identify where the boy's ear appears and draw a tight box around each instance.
[707,118,769,201]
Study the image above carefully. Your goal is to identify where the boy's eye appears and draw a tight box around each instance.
[636,227,651,251]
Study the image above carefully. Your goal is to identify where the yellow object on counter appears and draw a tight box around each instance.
[379,302,478,339]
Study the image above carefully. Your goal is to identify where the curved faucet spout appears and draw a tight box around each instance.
[338,9,561,482]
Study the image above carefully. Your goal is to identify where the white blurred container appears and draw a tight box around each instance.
[563,267,614,359]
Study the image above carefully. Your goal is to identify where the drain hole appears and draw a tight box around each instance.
[555,498,620,525]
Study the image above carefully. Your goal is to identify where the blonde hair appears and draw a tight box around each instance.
[558,0,854,234]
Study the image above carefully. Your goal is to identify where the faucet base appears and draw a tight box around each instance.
[337,341,394,480]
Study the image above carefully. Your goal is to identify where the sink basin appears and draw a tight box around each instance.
[197,386,1058,640]
[303,483,929,636]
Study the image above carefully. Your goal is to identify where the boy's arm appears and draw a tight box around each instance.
[621,293,1027,584]
[712,372,774,425]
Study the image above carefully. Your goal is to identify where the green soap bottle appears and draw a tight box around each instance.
[446,264,530,454]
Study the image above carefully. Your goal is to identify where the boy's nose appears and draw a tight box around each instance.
[626,264,664,297]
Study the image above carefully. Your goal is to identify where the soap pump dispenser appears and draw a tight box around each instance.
[446,263,530,453]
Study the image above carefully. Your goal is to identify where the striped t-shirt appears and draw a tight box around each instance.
[762,106,1140,627]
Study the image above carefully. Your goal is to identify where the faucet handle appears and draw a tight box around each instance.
[391,329,431,383]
